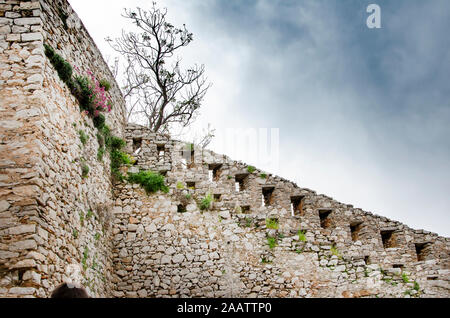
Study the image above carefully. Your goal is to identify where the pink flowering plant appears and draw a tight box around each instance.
[72,66,112,120]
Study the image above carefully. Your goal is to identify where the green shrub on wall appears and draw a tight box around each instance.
[93,113,106,129]
[44,44,73,85]
[128,171,169,194]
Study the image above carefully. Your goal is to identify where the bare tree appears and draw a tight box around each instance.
[107,4,211,134]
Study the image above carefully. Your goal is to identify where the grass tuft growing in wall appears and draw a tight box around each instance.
[81,163,89,178]
[86,209,94,219]
[402,273,410,284]
[266,218,279,230]
[78,130,88,146]
[331,245,342,259]
[267,236,277,249]
[298,229,307,242]
[199,193,214,211]
[176,182,184,189]
[247,165,256,173]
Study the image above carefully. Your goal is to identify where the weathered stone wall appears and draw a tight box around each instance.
[109,124,450,298]
[0,0,126,297]
[1,0,448,298]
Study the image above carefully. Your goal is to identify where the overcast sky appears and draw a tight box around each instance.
[68,0,450,237]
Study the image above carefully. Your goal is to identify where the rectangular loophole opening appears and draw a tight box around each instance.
[159,170,168,177]
[181,157,187,170]
[208,164,222,182]
[415,242,433,261]
[380,230,397,248]
[235,174,249,192]
[181,144,194,168]
[350,222,363,242]
[290,196,305,216]
[241,206,250,214]
[392,264,404,269]
[262,187,275,207]
[364,256,370,265]
[177,204,187,213]
[213,194,221,201]
[132,138,142,155]
[189,147,195,168]
[157,144,165,162]
[208,170,213,182]
[186,182,195,190]
[319,210,332,229]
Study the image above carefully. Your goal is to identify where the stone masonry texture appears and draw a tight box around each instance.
[0,0,449,298]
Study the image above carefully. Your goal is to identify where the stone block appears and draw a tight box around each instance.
[9,287,36,295]
[21,32,42,42]
[14,17,41,26]
[9,239,37,251]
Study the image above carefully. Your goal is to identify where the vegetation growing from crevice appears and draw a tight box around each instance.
[58,7,69,30]
[79,211,85,226]
[247,165,256,173]
[267,236,277,249]
[99,79,111,91]
[110,147,135,181]
[199,193,214,211]
[44,44,132,181]
[86,209,94,220]
[402,273,410,283]
[266,218,279,230]
[97,147,105,161]
[331,245,342,259]
[127,170,169,194]
[176,182,184,189]
[78,130,88,145]
[44,44,73,84]
[81,163,89,178]
[298,229,307,242]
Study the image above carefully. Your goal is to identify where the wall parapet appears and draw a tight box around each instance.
[112,123,450,298]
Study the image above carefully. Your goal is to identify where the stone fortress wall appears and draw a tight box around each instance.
[0,0,449,298]
[109,124,449,298]
[1,0,125,297]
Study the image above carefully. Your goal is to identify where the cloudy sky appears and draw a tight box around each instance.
[68,0,450,237]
